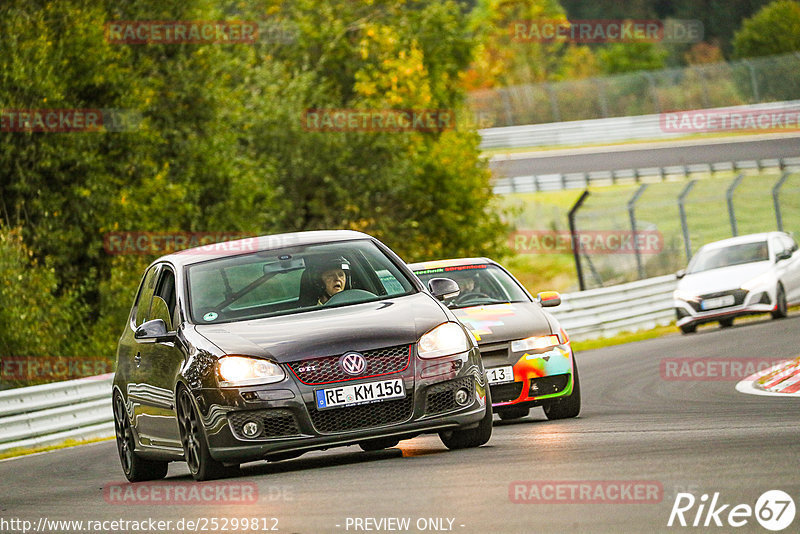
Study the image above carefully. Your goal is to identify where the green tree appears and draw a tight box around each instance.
[733,0,800,58]
[597,41,669,74]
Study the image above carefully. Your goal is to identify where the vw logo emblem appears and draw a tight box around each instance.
[339,352,367,376]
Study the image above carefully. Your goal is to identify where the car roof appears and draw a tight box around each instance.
[155,230,374,268]
[408,257,494,271]
[699,232,787,251]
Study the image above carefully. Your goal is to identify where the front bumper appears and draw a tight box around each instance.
[191,346,487,463]
[674,288,775,327]
[480,342,575,409]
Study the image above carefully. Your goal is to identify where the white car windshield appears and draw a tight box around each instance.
[688,241,770,274]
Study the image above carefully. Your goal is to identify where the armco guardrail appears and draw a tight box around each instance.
[492,157,800,194]
[478,100,800,150]
[0,374,114,454]
[0,276,678,453]
[549,274,678,340]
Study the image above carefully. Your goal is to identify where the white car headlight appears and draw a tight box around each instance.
[511,334,563,353]
[217,356,285,387]
[673,289,699,302]
[418,322,471,359]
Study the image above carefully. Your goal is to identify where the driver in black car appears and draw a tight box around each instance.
[313,256,350,305]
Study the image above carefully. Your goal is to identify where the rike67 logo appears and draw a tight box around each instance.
[668,490,796,531]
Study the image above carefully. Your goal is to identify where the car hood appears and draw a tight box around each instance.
[193,293,448,362]
[679,261,772,295]
[450,302,553,344]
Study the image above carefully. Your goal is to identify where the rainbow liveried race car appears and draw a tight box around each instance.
[410,258,580,421]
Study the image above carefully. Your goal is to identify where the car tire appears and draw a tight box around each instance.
[439,386,493,450]
[719,318,734,328]
[771,284,788,319]
[358,437,400,452]
[543,358,581,420]
[679,323,697,334]
[177,388,238,481]
[497,406,529,421]
[113,393,168,482]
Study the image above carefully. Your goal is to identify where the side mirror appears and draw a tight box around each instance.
[776,250,792,262]
[536,291,561,307]
[134,319,176,343]
[428,278,460,301]
[676,269,686,279]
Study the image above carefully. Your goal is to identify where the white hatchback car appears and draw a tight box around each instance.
[674,232,800,333]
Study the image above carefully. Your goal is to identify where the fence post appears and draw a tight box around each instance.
[744,60,760,103]
[547,83,561,123]
[643,72,660,114]
[568,190,591,291]
[773,171,790,232]
[628,184,649,280]
[501,88,514,127]
[726,173,745,236]
[678,179,697,261]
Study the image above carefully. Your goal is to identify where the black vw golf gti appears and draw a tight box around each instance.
[113,230,491,481]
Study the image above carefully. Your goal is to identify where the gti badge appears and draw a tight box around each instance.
[339,352,367,376]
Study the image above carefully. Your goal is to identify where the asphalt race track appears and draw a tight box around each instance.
[2,313,799,534]
[490,135,800,177]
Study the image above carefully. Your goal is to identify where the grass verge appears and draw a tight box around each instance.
[0,436,113,461]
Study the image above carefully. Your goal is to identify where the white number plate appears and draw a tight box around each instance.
[701,295,735,310]
[315,379,405,410]
[486,366,514,385]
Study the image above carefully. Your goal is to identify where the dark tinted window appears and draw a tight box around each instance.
[133,265,160,326]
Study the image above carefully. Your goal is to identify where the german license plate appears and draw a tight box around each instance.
[701,295,735,310]
[486,366,514,385]
[315,379,405,410]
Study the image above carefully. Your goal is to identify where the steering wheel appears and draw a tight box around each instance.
[324,289,376,306]
[451,292,493,306]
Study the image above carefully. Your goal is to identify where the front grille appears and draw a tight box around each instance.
[228,409,300,440]
[529,374,570,396]
[690,289,748,312]
[480,343,510,367]
[425,376,475,415]
[490,381,523,403]
[309,395,414,434]
[288,345,411,385]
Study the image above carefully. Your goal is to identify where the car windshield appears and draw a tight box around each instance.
[687,241,770,274]
[413,264,530,309]
[187,239,416,323]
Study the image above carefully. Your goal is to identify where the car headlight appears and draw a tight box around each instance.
[511,333,563,353]
[673,290,699,302]
[217,356,285,387]
[418,322,471,359]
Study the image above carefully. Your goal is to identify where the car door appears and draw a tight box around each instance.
[132,263,185,450]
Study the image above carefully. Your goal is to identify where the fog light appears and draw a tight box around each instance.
[242,421,261,438]
[455,388,470,406]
